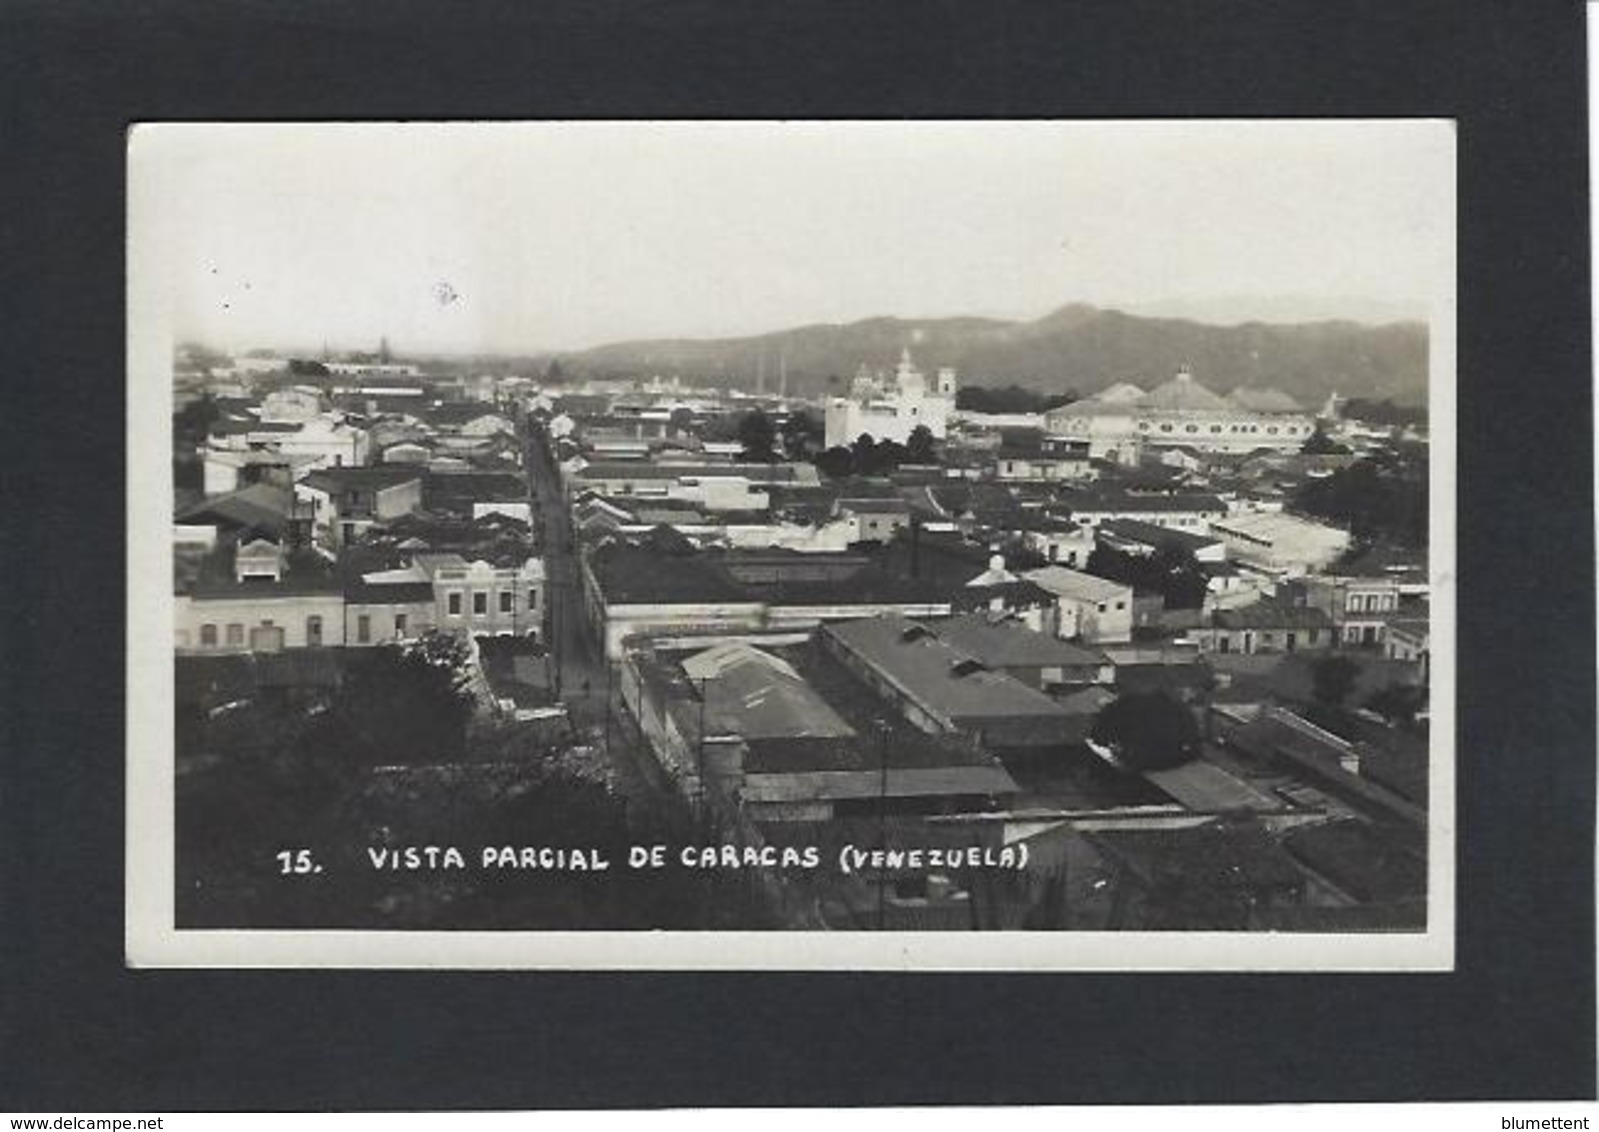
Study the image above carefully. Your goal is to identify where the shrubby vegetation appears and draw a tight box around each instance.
[1084,542,1209,610]
[176,635,781,930]
[1089,690,1201,771]
[955,384,1080,414]
[1293,447,1427,549]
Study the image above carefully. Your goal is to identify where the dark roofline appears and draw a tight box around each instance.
[301,466,424,491]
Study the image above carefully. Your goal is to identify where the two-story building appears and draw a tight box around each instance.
[1208,511,1351,577]
[992,435,1094,484]
[1021,566,1135,644]
[1287,573,1404,647]
[296,466,426,549]
[1059,489,1229,534]
[833,497,912,544]
[414,553,547,639]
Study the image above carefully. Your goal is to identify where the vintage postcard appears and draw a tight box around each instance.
[126,120,1454,968]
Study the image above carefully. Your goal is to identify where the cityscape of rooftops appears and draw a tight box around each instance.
[155,121,1443,935]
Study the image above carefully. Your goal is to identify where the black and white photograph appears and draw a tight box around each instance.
[127,120,1454,968]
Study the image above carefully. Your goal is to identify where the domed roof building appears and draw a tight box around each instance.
[1043,366,1316,463]
[1227,387,1303,413]
[1092,381,1148,405]
[1137,367,1232,412]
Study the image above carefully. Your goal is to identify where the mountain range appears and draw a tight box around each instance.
[571,303,1429,406]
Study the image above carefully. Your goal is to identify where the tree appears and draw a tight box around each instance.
[328,635,477,766]
[905,424,937,465]
[1089,690,1201,771]
[851,432,879,473]
[1147,542,1210,611]
[1365,683,1426,728]
[956,384,1080,414]
[1310,655,1360,710]
[736,409,778,462]
[173,394,221,446]
[815,446,854,479]
[1084,541,1207,610]
[873,438,907,472]
[1084,544,1136,587]
[780,409,823,461]
[1301,422,1350,455]
[1294,453,1427,549]
[1341,397,1426,429]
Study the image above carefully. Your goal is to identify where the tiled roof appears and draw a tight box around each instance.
[208,419,300,437]
[1064,490,1228,515]
[588,544,752,606]
[188,576,344,599]
[1087,381,1147,404]
[300,466,424,493]
[1097,518,1221,552]
[176,484,298,535]
[1226,387,1302,412]
[1137,373,1230,412]
[837,497,912,514]
[574,461,810,483]
[1141,759,1285,812]
[742,569,948,608]
[420,402,512,427]
[929,611,1106,669]
[344,579,436,604]
[1211,510,1348,544]
[1210,601,1332,631]
[1023,566,1130,603]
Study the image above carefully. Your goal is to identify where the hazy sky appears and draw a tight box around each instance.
[137,120,1454,355]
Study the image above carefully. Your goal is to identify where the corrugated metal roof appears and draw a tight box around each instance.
[822,615,1073,728]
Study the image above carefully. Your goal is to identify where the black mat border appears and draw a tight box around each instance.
[2,0,1592,1109]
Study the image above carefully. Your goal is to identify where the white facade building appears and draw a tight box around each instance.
[1022,566,1135,644]
[824,349,957,448]
[1043,368,1316,461]
[1209,511,1351,577]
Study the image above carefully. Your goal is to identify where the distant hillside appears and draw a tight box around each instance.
[1116,294,1429,327]
[571,303,1429,406]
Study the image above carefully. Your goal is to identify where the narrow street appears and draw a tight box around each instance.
[521,412,677,805]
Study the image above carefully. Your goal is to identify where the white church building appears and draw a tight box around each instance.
[824,349,957,449]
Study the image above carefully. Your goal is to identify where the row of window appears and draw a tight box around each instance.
[1344,592,1397,613]
[445,589,539,617]
[1210,627,1322,652]
[195,612,415,647]
[1139,422,1302,435]
[193,588,544,649]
